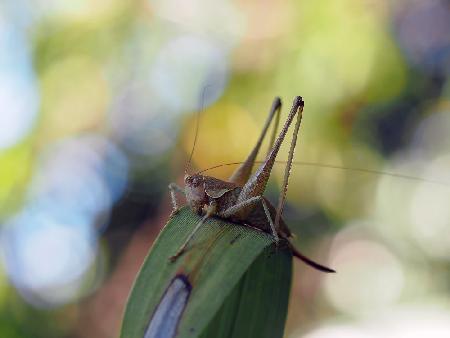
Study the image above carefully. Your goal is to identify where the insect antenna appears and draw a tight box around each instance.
[185,112,200,175]
[185,85,213,175]
[196,162,245,175]
[196,160,450,187]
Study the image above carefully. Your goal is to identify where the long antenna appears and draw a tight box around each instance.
[185,85,212,174]
[196,160,450,187]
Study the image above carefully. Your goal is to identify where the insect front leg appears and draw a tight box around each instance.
[168,183,185,215]
[169,201,217,262]
[220,196,279,242]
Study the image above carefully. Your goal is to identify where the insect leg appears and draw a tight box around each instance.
[237,97,303,204]
[221,195,334,272]
[168,183,185,213]
[266,98,281,157]
[229,97,282,186]
[274,98,303,231]
[169,202,217,262]
[220,196,279,242]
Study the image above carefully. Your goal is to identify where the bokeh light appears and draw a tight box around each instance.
[299,306,450,338]
[149,34,229,112]
[150,0,245,44]
[29,135,128,222]
[30,0,119,21]
[0,11,39,150]
[325,225,404,317]
[2,207,97,307]
[395,0,450,72]
[1,135,127,308]
[108,81,181,157]
[39,56,109,142]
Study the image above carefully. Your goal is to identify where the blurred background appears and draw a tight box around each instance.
[1,0,450,337]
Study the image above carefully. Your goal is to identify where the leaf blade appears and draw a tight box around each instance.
[121,207,292,338]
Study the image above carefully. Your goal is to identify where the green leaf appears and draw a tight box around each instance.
[121,207,293,338]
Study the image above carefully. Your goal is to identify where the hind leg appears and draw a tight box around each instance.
[220,196,279,242]
[229,97,282,186]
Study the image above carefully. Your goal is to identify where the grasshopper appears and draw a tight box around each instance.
[168,96,335,273]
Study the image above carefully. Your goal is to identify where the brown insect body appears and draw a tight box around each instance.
[184,174,292,238]
[169,96,335,273]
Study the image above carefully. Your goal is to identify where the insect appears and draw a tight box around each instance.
[168,96,335,273]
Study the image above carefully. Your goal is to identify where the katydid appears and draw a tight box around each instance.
[168,96,335,273]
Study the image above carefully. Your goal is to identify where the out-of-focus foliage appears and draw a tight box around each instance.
[0,0,450,337]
